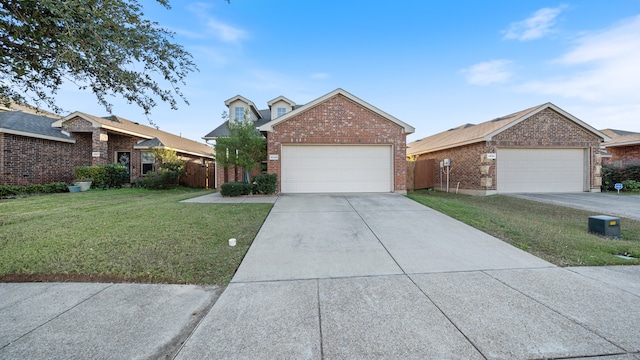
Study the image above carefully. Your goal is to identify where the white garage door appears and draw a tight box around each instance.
[497,148,586,193]
[281,145,393,193]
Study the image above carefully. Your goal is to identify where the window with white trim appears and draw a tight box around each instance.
[141,151,155,175]
[234,107,245,121]
[276,107,286,117]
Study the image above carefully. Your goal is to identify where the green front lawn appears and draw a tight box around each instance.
[0,188,272,285]
[408,190,640,266]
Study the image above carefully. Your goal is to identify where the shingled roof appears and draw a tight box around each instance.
[203,109,273,139]
[0,111,74,143]
[407,103,608,156]
[55,112,213,158]
[601,129,640,147]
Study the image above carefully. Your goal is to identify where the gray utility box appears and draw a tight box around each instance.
[588,215,621,238]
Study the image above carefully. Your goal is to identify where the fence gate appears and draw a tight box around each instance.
[414,159,435,190]
[179,162,215,189]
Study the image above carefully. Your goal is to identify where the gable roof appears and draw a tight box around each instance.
[0,111,75,143]
[267,96,296,108]
[224,95,262,119]
[54,112,213,158]
[258,88,414,134]
[407,102,609,156]
[601,129,640,147]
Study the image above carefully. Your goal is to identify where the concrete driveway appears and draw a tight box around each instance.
[510,192,640,220]
[175,193,640,359]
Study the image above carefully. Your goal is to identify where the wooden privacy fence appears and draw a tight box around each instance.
[179,162,215,189]
[407,159,435,191]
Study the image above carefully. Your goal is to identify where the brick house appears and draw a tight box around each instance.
[1,109,214,186]
[204,88,415,193]
[406,103,609,195]
[600,129,640,167]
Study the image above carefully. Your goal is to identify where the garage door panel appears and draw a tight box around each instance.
[282,145,392,193]
[498,149,585,193]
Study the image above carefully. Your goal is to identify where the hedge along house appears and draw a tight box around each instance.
[406,103,609,195]
[600,129,640,167]
[1,108,214,186]
[204,88,415,193]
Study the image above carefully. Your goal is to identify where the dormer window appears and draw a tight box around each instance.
[234,106,245,121]
[276,107,286,117]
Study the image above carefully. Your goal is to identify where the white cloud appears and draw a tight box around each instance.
[206,18,247,43]
[459,60,513,85]
[503,5,566,41]
[519,15,640,103]
[186,2,247,43]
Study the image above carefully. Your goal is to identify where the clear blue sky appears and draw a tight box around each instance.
[51,0,640,143]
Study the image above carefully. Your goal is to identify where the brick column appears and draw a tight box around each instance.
[92,129,109,166]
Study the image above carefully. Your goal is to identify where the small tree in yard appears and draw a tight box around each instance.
[214,110,266,184]
[136,146,185,189]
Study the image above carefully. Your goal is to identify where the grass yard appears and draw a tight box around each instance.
[408,190,640,267]
[0,188,272,285]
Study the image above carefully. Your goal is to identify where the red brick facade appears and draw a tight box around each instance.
[603,145,640,167]
[265,94,408,193]
[1,134,79,186]
[415,108,602,194]
[2,116,213,186]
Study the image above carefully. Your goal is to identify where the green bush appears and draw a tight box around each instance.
[101,163,129,188]
[135,168,181,189]
[253,174,277,194]
[0,182,69,198]
[220,182,254,196]
[74,164,129,189]
[602,165,640,191]
[622,179,640,192]
[73,165,102,183]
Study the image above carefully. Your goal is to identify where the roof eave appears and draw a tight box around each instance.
[483,103,611,142]
[132,144,214,158]
[258,88,415,134]
[604,140,640,148]
[0,128,76,143]
[407,138,485,156]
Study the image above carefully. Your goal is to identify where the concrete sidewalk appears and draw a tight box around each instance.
[0,283,224,359]
[175,194,640,359]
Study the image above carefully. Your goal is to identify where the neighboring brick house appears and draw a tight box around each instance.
[1,109,214,186]
[204,88,415,193]
[600,129,640,167]
[406,103,609,195]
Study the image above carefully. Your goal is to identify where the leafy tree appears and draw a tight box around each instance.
[214,110,266,183]
[0,0,197,115]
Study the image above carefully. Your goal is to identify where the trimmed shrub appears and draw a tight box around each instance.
[0,182,69,198]
[135,168,181,189]
[253,174,277,195]
[74,164,129,189]
[101,163,129,188]
[221,182,254,197]
[73,165,102,183]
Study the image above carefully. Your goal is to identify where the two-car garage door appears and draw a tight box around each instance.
[281,145,393,193]
[497,148,586,193]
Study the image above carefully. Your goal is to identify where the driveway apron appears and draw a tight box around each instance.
[176,194,640,360]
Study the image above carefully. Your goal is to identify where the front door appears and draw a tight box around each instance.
[117,152,131,175]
